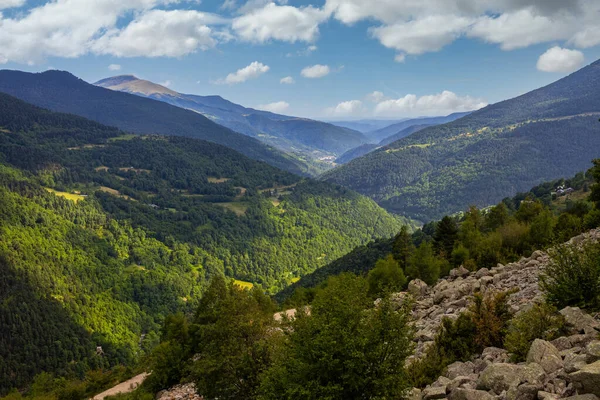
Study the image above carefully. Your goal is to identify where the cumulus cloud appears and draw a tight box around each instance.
[374,90,487,118]
[301,64,330,78]
[232,2,328,43]
[108,64,122,71]
[92,10,223,58]
[536,46,585,73]
[214,61,270,84]
[0,0,25,9]
[325,100,364,117]
[280,76,295,84]
[394,53,406,63]
[160,80,172,87]
[256,101,290,113]
[366,91,387,103]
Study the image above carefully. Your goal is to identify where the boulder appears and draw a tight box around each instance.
[563,395,600,400]
[506,383,542,400]
[526,339,563,374]
[564,352,588,373]
[409,279,429,298]
[422,385,447,400]
[475,268,491,278]
[481,347,509,364]
[406,388,423,400]
[446,376,477,393]
[560,307,600,335]
[570,360,600,396]
[551,336,572,351]
[585,341,600,363]
[445,361,475,380]
[447,388,494,400]
[477,363,522,394]
[537,392,560,400]
[520,362,546,384]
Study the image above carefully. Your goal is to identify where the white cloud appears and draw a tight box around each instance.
[366,91,387,103]
[214,61,270,84]
[92,10,222,58]
[256,101,290,113]
[160,80,172,87]
[394,53,406,63]
[220,0,237,11]
[536,46,585,73]
[232,2,328,43]
[370,15,473,55]
[326,100,364,117]
[0,0,25,9]
[301,64,330,78]
[108,64,122,71]
[374,90,487,118]
[280,76,295,84]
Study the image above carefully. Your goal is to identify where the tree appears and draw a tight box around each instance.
[589,159,600,208]
[392,226,414,269]
[434,216,458,259]
[189,276,276,400]
[406,242,441,285]
[485,203,509,231]
[260,274,414,400]
[367,255,407,297]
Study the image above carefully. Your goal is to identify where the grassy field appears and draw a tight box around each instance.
[45,188,85,203]
[233,279,254,289]
[108,134,137,142]
[208,177,231,183]
[214,202,249,216]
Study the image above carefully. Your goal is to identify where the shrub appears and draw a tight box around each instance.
[540,242,600,308]
[505,303,568,362]
[469,291,513,349]
[367,254,407,297]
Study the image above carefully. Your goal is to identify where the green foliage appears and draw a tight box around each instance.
[260,274,414,400]
[407,242,441,285]
[434,216,458,258]
[540,242,600,308]
[469,291,513,349]
[505,304,569,362]
[367,255,407,297]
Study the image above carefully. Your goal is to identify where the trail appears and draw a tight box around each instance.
[92,372,149,400]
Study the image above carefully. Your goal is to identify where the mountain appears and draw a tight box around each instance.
[366,112,471,143]
[95,75,367,159]
[0,92,408,391]
[336,124,435,164]
[0,70,308,175]
[327,119,407,133]
[322,60,600,221]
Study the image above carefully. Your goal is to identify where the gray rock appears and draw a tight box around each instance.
[448,388,494,400]
[475,268,491,278]
[570,360,600,396]
[508,383,542,400]
[446,376,477,393]
[563,395,600,400]
[570,334,598,349]
[482,347,509,363]
[422,385,447,399]
[526,339,563,374]
[537,392,560,400]
[560,307,600,335]
[551,336,572,351]
[477,363,522,394]
[445,361,475,380]
[407,388,423,400]
[564,352,588,373]
[409,279,429,298]
[520,363,546,384]
[585,341,600,363]
[432,376,452,388]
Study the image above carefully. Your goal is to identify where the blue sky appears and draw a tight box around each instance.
[1,0,600,119]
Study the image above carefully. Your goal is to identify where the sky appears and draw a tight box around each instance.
[1,0,600,120]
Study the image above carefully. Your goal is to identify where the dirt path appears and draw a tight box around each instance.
[92,373,149,400]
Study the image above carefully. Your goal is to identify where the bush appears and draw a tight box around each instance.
[505,303,569,362]
[469,291,513,349]
[540,242,600,308]
[367,255,407,297]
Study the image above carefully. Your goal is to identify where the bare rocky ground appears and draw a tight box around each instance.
[92,373,149,400]
[407,229,600,400]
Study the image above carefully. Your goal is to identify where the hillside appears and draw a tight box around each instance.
[95,76,367,160]
[327,119,407,133]
[0,92,408,392]
[0,70,308,175]
[323,60,600,221]
[365,112,471,142]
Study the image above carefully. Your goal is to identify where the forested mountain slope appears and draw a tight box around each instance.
[0,70,307,175]
[323,60,600,221]
[95,75,367,158]
[365,112,471,142]
[0,92,408,392]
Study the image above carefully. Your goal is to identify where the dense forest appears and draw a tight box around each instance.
[323,59,600,221]
[0,92,410,393]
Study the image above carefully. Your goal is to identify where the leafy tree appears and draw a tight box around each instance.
[589,159,600,208]
[485,203,509,231]
[406,242,441,285]
[434,216,458,258]
[367,255,407,297]
[260,274,414,400]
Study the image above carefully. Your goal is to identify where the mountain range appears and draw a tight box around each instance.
[323,60,600,221]
[0,70,309,175]
[95,75,367,161]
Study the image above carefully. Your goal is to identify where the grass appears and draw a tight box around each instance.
[214,202,249,216]
[98,186,136,201]
[233,279,254,290]
[208,177,231,183]
[108,134,137,142]
[45,188,85,203]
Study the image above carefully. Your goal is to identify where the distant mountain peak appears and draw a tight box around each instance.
[95,75,178,97]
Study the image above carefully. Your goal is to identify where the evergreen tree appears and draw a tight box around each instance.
[392,226,415,269]
[434,216,458,258]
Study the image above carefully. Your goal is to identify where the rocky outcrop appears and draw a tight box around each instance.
[156,384,202,400]
[407,229,600,400]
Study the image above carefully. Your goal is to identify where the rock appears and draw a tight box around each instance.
[407,388,423,400]
[569,334,598,349]
[520,363,546,385]
[551,336,572,351]
[525,259,540,269]
[570,360,600,396]
[509,383,542,400]
[526,339,563,374]
[432,376,451,388]
[480,276,494,287]
[477,363,522,394]
[445,361,475,380]
[564,352,588,373]
[585,341,600,363]
[531,250,545,260]
[446,376,477,393]
[563,395,600,400]
[537,392,560,400]
[448,388,494,400]
[475,268,491,278]
[422,385,447,399]
[560,307,600,335]
[482,347,509,364]
[409,279,429,298]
